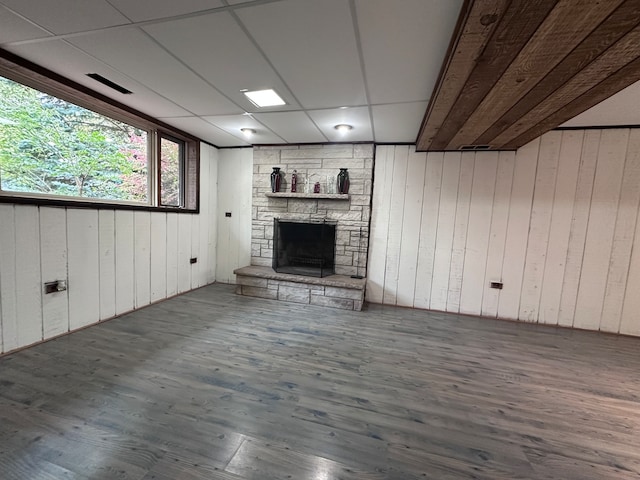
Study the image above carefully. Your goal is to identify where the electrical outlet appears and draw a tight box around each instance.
[225,212,232,217]
[44,280,67,294]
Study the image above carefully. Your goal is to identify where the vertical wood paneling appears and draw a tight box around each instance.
[538,131,583,325]
[0,142,218,353]
[98,209,116,321]
[519,131,562,322]
[67,209,99,330]
[382,145,409,305]
[414,152,443,309]
[115,210,135,316]
[367,146,394,303]
[134,211,151,308]
[190,214,200,289]
[178,213,192,293]
[396,149,426,307]
[574,129,628,330]
[39,207,69,337]
[496,138,539,319]
[207,146,219,285]
[481,151,515,318]
[166,213,179,298]
[150,213,167,303]
[14,205,43,347]
[429,152,460,311]
[460,151,498,315]
[600,129,640,333]
[557,130,600,327]
[197,146,211,288]
[620,196,640,336]
[0,204,17,352]
[447,152,474,312]
[216,148,252,284]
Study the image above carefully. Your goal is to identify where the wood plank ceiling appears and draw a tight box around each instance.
[417,0,640,151]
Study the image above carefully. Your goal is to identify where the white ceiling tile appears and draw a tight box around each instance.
[159,116,249,146]
[236,0,367,109]
[143,12,299,112]
[68,28,242,116]
[561,80,640,127]
[252,111,327,143]
[356,0,463,104]
[0,0,129,35]
[0,5,51,43]
[5,41,191,118]
[202,114,285,144]
[372,102,427,143]
[107,0,223,22]
[307,107,372,142]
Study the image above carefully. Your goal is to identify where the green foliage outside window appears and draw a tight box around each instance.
[0,76,149,202]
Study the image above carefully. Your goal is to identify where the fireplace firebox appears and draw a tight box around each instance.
[273,218,336,277]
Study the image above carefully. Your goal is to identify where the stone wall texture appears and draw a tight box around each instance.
[251,144,374,277]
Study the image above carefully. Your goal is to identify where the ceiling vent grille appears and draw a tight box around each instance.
[86,73,132,94]
[459,144,492,150]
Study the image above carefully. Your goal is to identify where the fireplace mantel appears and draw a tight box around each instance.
[265,192,350,200]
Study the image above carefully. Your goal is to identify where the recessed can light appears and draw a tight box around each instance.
[241,128,256,137]
[334,124,353,133]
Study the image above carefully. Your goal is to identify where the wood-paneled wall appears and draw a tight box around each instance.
[368,130,640,335]
[215,148,253,284]
[0,143,219,354]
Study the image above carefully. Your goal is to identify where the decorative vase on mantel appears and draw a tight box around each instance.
[270,167,283,193]
[337,168,350,194]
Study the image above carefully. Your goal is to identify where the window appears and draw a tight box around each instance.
[159,134,184,207]
[0,50,199,211]
[0,75,149,203]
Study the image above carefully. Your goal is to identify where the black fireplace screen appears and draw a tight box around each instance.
[273,218,336,277]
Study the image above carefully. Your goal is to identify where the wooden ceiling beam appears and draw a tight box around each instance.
[446,0,624,149]
[415,0,507,151]
[423,0,558,150]
[417,0,640,152]
[504,56,640,149]
[493,24,640,146]
[475,0,640,146]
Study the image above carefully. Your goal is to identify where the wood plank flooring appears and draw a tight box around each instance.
[1,283,640,479]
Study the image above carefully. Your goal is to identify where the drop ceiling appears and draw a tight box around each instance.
[0,0,639,148]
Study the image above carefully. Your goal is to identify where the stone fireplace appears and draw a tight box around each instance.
[234,143,374,310]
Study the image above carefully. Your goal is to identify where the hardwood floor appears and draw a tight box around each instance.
[1,283,640,479]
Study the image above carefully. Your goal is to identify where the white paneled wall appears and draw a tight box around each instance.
[0,143,219,354]
[368,130,640,335]
[215,148,253,284]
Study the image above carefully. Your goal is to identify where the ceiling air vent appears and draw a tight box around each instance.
[86,73,132,94]
[459,144,492,150]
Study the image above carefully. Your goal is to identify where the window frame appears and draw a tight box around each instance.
[0,48,200,213]
[157,132,185,208]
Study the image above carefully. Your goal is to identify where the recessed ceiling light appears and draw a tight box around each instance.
[243,89,286,108]
[334,124,353,133]
[241,128,256,137]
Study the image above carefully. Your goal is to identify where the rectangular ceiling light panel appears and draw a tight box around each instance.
[243,89,286,107]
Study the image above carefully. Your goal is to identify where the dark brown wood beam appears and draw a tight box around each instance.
[475,0,640,146]
[421,0,558,151]
[504,56,640,149]
[416,0,640,152]
[446,0,624,149]
[494,24,640,147]
[415,0,507,151]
